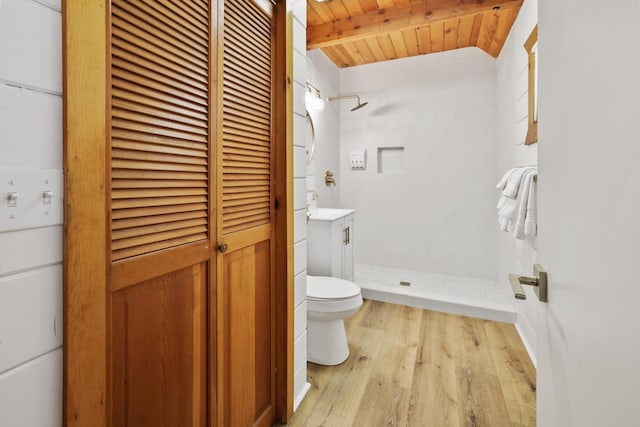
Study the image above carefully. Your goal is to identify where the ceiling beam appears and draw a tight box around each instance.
[307,0,523,50]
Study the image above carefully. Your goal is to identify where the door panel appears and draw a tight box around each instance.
[108,0,211,425]
[216,0,276,425]
[220,241,272,426]
[65,0,288,424]
[111,264,207,427]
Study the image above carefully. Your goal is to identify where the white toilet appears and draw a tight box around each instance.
[306,275,363,366]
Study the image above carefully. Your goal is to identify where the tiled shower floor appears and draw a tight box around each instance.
[354,264,516,323]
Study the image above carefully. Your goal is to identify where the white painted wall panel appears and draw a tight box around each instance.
[0,85,62,169]
[306,50,342,208]
[293,49,306,86]
[294,178,306,211]
[293,331,307,373]
[0,265,62,373]
[294,146,307,178]
[0,0,62,92]
[294,300,307,338]
[292,19,305,55]
[293,114,306,148]
[293,81,305,117]
[0,226,61,276]
[294,271,306,307]
[496,0,539,362]
[294,240,307,276]
[287,0,306,27]
[294,209,307,243]
[33,0,61,11]
[288,0,310,405]
[293,363,307,404]
[0,349,62,427]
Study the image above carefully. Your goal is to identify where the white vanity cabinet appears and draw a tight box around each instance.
[307,209,355,281]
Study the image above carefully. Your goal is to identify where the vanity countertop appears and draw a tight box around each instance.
[308,208,354,221]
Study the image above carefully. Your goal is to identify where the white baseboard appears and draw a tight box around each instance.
[293,382,311,412]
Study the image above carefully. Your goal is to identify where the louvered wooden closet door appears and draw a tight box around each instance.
[216,1,276,426]
[108,1,211,425]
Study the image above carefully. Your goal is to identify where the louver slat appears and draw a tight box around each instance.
[221,0,272,236]
[111,0,209,262]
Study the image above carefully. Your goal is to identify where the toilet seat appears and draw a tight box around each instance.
[307,276,363,316]
[307,276,361,300]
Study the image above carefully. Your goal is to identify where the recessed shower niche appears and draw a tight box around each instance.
[377,146,405,174]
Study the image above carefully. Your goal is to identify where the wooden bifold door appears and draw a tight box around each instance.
[63,0,292,426]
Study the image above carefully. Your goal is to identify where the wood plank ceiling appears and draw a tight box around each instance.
[307,0,523,68]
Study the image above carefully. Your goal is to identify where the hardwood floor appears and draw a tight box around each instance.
[283,300,536,427]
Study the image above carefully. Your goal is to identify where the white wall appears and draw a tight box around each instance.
[338,49,498,280]
[537,1,640,425]
[495,0,539,364]
[286,0,311,410]
[0,0,63,426]
[306,50,341,208]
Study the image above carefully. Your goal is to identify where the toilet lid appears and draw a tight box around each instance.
[307,276,361,301]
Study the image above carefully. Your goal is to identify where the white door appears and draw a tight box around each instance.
[537,1,640,426]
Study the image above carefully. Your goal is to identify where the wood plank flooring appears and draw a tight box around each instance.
[282,300,536,427]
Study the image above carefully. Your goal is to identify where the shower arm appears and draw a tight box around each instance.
[328,95,361,104]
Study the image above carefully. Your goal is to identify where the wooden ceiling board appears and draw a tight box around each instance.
[357,0,380,13]
[307,0,522,67]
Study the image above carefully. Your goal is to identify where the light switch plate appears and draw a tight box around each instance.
[0,169,63,232]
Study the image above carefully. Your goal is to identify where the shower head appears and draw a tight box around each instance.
[351,101,368,112]
[328,95,368,112]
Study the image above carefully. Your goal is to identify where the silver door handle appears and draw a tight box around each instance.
[508,264,548,302]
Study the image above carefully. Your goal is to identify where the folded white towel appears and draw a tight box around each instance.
[501,166,536,199]
[512,170,536,239]
[496,168,518,190]
[524,173,538,237]
[496,167,538,236]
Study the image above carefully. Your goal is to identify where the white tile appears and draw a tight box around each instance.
[0,86,62,169]
[294,240,307,276]
[293,49,307,86]
[292,19,306,56]
[294,113,307,148]
[294,177,307,211]
[293,81,305,117]
[0,265,62,373]
[0,349,62,427]
[294,271,307,307]
[294,209,307,243]
[294,300,307,338]
[0,0,62,92]
[294,146,307,178]
[0,226,62,275]
[294,330,307,373]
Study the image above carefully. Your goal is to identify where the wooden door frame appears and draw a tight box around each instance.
[62,0,294,425]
